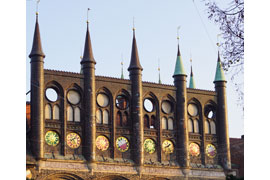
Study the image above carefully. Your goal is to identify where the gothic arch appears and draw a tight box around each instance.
[43,173,84,180]
[66,83,83,96]
[45,80,64,98]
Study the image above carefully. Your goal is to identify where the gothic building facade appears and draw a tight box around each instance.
[26,13,232,180]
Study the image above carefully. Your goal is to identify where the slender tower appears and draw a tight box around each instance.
[128,26,144,169]
[80,11,97,164]
[173,36,190,169]
[189,57,196,88]
[29,11,45,160]
[214,51,231,170]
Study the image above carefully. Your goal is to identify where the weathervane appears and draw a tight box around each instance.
[36,0,40,15]
[177,26,181,44]
[121,54,124,79]
[132,17,135,31]
[158,58,161,84]
[87,8,91,24]
[216,34,221,50]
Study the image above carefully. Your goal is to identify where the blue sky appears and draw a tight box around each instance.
[26,0,243,138]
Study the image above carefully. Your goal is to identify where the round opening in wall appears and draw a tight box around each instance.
[97,93,109,107]
[116,95,129,110]
[144,98,154,112]
[67,90,80,105]
[45,88,58,102]
[204,104,216,119]
[161,100,172,114]
[188,103,198,116]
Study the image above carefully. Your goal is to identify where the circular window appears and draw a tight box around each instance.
[45,88,58,102]
[188,104,198,116]
[116,95,129,110]
[97,93,109,107]
[161,100,172,114]
[67,90,80,105]
[204,105,216,119]
[144,98,154,112]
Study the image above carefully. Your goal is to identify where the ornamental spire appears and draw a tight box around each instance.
[128,18,143,71]
[189,55,196,88]
[81,8,96,64]
[29,1,45,58]
[214,51,226,82]
[173,26,186,76]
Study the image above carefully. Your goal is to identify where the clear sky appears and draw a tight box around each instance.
[26,0,243,138]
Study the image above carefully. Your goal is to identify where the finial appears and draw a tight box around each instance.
[177,26,181,44]
[158,58,161,84]
[80,47,83,60]
[121,54,124,79]
[36,0,40,16]
[132,17,135,31]
[216,34,221,49]
[87,8,91,24]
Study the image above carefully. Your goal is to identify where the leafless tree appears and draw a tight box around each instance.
[204,0,244,108]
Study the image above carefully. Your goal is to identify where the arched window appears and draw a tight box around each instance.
[74,107,80,122]
[150,115,155,129]
[168,118,173,130]
[96,109,102,124]
[210,121,216,134]
[116,111,122,126]
[205,120,210,134]
[194,119,199,133]
[53,105,59,120]
[122,112,128,126]
[188,119,194,133]
[144,115,149,128]
[67,106,73,121]
[45,104,52,119]
[103,110,109,124]
[162,117,167,130]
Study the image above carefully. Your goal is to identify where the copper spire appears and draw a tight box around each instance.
[81,11,96,64]
[128,28,143,71]
[29,13,45,58]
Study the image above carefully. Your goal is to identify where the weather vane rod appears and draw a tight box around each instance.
[87,8,91,23]
[177,26,181,44]
[36,0,40,15]
[133,17,135,31]
[216,34,221,50]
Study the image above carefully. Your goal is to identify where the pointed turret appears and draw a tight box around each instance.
[81,23,96,64]
[128,30,143,71]
[173,39,189,168]
[189,65,196,89]
[128,27,144,168]
[29,12,45,160]
[214,51,226,82]
[214,51,231,170]
[80,15,97,164]
[173,45,186,76]
[29,14,45,58]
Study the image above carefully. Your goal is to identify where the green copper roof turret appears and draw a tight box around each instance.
[173,45,186,76]
[189,66,196,88]
[214,51,226,82]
